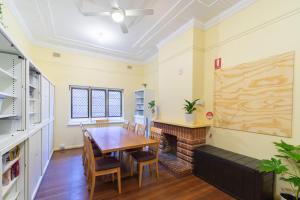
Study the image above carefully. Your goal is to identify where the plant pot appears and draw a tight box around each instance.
[281,193,300,200]
[185,113,196,123]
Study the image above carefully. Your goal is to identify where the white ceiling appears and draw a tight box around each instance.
[7,0,255,62]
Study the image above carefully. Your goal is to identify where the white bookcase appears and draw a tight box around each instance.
[134,89,154,135]
[0,23,55,200]
[28,65,41,128]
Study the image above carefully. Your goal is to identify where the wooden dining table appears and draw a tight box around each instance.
[87,126,158,154]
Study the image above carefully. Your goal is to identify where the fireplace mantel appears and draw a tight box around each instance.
[153,119,210,129]
[153,119,209,175]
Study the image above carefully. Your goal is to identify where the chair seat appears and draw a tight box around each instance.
[125,148,141,153]
[93,149,103,157]
[131,151,156,162]
[95,157,120,171]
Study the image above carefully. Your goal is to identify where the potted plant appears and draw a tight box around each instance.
[183,99,199,123]
[259,140,300,200]
[148,100,156,120]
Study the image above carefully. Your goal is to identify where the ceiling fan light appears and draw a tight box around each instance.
[111,11,124,23]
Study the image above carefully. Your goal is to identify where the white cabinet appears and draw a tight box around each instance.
[41,76,50,122]
[134,89,154,135]
[1,142,26,200]
[41,125,49,173]
[28,65,41,128]
[28,130,42,200]
[48,122,54,157]
[49,84,54,119]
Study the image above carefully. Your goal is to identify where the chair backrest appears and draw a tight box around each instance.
[85,134,96,172]
[122,121,129,129]
[136,124,146,136]
[128,122,136,133]
[149,127,162,158]
[80,123,86,132]
[96,119,109,127]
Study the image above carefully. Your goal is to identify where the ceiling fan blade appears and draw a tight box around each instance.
[125,9,154,16]
[82,11,111,16]
[120,23,128,34]
[110,0,120,9]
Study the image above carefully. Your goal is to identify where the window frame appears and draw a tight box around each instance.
[91,88,107,118]
[70,87,90,119]
[108,89,123,118]
[70,85,124,120]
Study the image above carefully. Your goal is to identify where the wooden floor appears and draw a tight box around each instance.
[35,149,234,200]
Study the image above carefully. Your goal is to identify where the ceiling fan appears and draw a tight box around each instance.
[80,0,154,34]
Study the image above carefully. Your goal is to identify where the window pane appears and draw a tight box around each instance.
[71,88,89,118]
[91,89,106,118]
[108,90,122,117]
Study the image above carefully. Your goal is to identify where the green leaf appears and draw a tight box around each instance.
[281,176,300,188]
[274,140,300,152]
[259,158,288,174]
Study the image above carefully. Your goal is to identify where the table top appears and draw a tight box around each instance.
[87,126,158,153]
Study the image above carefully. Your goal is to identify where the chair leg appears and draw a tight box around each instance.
[87,168,91,190]
[139,163,143,188]
[155,161,159,179]
[130,157,134,176]
[112,173,115,183]
[89,176,96,200]
[117,168,122,194]
[149,164,152,176]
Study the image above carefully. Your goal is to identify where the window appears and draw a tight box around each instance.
[70,86,123,119]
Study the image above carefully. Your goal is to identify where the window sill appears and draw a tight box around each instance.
[67,118,125,126]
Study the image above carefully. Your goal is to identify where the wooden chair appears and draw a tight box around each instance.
[80,123,87,166]
[122,121,129,129]
[128,122,136,132]
[130,127,162,188]
[83,132,103,176]
[96,119,109,127]
[86,136,121,200]
[135,124,146,136]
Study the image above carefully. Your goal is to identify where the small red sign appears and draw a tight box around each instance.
[215,58,222,70]
[206,112,214,120]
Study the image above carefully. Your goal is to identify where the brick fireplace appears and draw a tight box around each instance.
[153,120,208,175]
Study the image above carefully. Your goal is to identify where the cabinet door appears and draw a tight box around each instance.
[49,84,55,119]
[28,130,42,199]
[41,125,49,173]
[48,121,54,156]
[41,76,50,121]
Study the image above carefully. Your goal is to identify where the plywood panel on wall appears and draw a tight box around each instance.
[214,52,294,137]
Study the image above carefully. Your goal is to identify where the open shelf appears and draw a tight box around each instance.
[2,156,20,174]
[0,114,17,119]
[2,176,19,198]
[0,92,17,98]
[29,98,39,101]
[0,68,17,80]
[8,191,20,200]
[29,84,37,89]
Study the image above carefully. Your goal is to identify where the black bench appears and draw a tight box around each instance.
[193,145,274,200]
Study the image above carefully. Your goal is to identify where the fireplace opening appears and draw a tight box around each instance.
[161,134,177,155]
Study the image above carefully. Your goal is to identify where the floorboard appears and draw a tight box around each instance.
[35,149,235,200]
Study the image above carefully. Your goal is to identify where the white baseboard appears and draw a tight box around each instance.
[54,144,83,151]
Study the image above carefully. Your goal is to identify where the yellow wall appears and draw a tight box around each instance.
[1,2,33,57]
[2,3,145,150]
[3,0,300,197]
[157,28,205,122]
[203,0,300,197]
[144,55,159,98]
[30,46,144,150]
